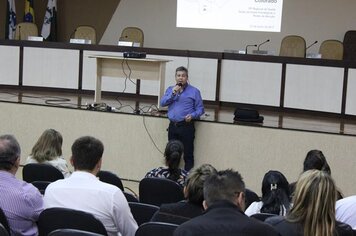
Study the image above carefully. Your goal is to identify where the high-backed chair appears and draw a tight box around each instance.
[343,30,356,61]
[48,229,105,236]
[124,192,139,203]
[0,224,9,236]
[279,35,306,58]
[319,40,343,60]
[129,202,159,226]
[97,170,124,191]
[139,178,184,206]
[250,213,277,222]
[22,163,64,183]
[119,27,144,46]
[37,207,108,236]
[0,208,10,235]
[31,180,51,195]
[135,222,178,236]
[14,22,38,40]
[73,25,96,44]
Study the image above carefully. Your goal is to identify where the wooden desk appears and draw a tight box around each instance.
[89,55,169,108]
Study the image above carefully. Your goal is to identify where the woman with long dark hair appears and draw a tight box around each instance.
[145,140,188,187]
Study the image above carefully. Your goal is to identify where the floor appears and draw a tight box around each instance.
[1,88,356,136]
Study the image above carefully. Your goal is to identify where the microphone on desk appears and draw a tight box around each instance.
[245,44,257,54]
[18,25,21,40]
[257,39,270,51]
[306,40,318,51]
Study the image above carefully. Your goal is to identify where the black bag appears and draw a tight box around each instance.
[234,108,264,123]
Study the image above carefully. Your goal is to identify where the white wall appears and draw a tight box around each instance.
[101,0,356,54]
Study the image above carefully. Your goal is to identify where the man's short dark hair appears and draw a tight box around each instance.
[203,169,245,206]
[71,136,104,171]
[0,134,21,170]
[175,66,188,76]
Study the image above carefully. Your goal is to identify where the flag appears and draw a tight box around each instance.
[41,0,57,41]
[24,0,35,22]
[5,0,16,39]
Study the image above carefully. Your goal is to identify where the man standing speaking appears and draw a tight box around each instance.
[160,66,204,171]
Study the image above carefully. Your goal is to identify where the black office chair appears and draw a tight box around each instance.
[22,163,64,183]
[0,208,10,235]
[139,178,184,206]
[250,213,277,222]
[135,222,178,236]
[245,188,260,209]
[31,181,51,195]
[48,229,105,236]
[129,202,159,226]
[37,207,108,236]
[343,30,356,61]
[0,223,9,236]
[97,170,124,191]
[124,192,139,203]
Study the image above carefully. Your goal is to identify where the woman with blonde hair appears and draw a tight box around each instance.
[266,170,352,236]
[26,129,70,177]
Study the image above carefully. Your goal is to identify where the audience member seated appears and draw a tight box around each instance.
[266,170,353,236]
[145,140,188,187]
[26,129,71,177]
[174,169,279,236]
[336,195,356,229]
[0,134,44,235]
[289,149,343,199]
[245,170,291,216]
[43,136,138,236]
[151,164,217,224]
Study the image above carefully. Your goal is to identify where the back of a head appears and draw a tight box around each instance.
[164,140,184,182]
[288,170,337,236]
[203,169,245,208]
[31,129,63,162]
[71,136,104,171]
[261,170,291,215]
[0,134,21,171]
[303,149,331,174]
[185,164,217,205]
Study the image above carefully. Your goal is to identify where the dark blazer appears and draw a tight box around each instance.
[174,200,279,236]
[265,215,353,236]
[151,200,204,225]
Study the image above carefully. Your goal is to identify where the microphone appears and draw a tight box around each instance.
[306,40,318,50]
[245,44,257,54]
[177,83,183,87]
[18,25,21,40]
[257,39,270,51]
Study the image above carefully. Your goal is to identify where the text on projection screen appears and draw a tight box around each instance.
[177,0,283,32]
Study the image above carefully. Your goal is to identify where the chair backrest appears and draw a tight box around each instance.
[250,213,277,222]
[139,178,184,206]
[23,163,64,183]
[245,188,260,209]
[37,207,108,236]
[279,35,306,58]
[0,209,10,236]
[14,22,38,40]
[124,192,139,203]
[129,202,159,226]
[74,26,96,44]
[319,40,344,60]
[120,27,144,46]
[135,222,178,236]
[31,180,52,195]
[343,30,356,61]
[0,224,9,236]
[48,229,105,236]
[97,170,124,191]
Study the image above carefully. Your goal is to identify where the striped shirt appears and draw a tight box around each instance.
[0,171,44,236]
[145,167,188,188]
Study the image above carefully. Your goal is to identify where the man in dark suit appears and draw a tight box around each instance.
[174,169,279,236]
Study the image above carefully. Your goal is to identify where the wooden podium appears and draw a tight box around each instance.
[89,55,170,108]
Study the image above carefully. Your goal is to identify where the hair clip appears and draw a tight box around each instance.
[270,183,278,190]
